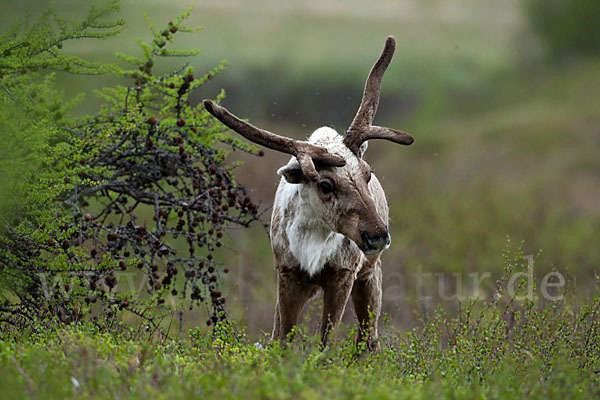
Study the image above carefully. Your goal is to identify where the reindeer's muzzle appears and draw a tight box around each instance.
[360,230,391,254]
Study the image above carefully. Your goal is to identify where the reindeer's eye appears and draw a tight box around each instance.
[317,180,334,195]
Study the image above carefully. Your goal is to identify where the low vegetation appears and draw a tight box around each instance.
[1,249,598,398]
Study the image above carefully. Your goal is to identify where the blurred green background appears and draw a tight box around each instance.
[2,0,599,336]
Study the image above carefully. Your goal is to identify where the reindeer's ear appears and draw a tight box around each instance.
[358,141,368,159]
[277,162,307,184]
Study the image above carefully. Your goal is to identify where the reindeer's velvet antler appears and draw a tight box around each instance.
[203,36,412,172]
[203,100,345,181]
[343,36,414,156]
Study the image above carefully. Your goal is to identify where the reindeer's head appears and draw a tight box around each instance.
[203,36,413,254]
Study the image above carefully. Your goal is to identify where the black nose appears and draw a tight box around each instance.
[361,230,391,253]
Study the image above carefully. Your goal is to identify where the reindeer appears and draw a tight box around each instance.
[203,36,413,350]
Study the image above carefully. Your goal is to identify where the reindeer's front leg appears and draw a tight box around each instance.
[273,266,317,342]
[351,259,382,352]
[320,267,354,347]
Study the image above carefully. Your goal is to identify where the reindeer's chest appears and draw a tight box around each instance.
[271,208,364,277]
[288,228,357,276]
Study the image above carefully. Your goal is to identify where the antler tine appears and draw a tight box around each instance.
[362,125,413,146]
[347,36,395,134]
[204,100,295,155]
[203,100,345,180]
[343,36,414,156]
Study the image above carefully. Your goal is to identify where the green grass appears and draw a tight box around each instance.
[2,293,599,399]
[2,247,598,399]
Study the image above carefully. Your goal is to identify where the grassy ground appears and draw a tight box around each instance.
[2,247,598,399]
[2,283,599,399]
